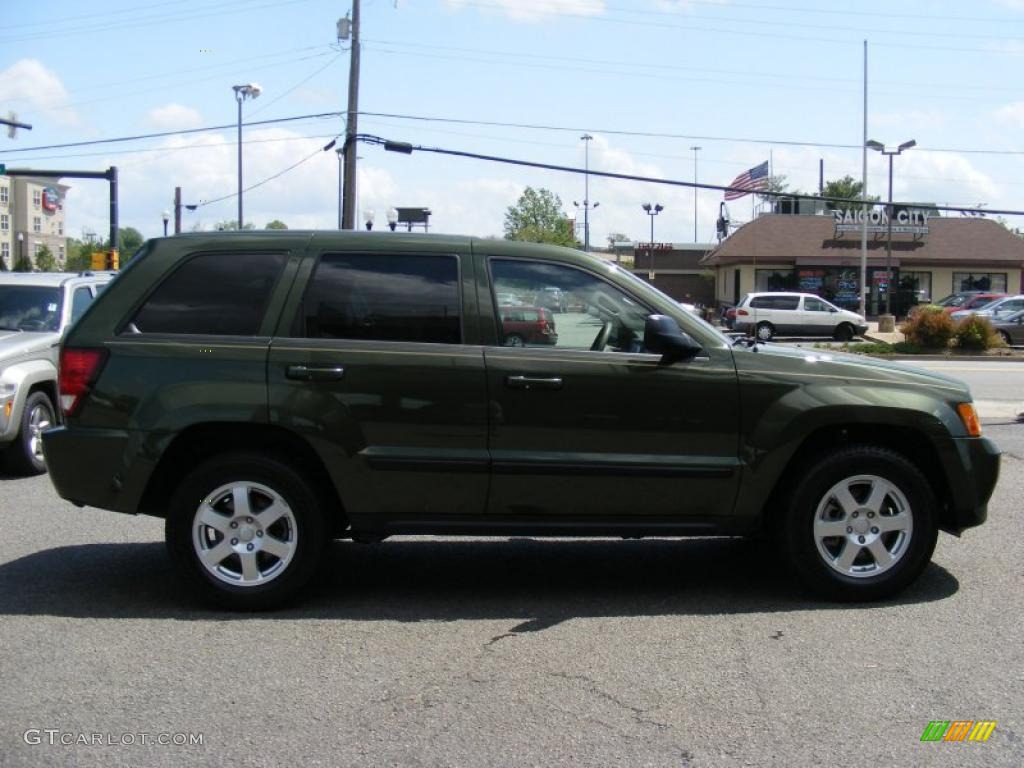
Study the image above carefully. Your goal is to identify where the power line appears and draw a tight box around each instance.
[358,134,1024,217]
[0,112,343,154]
[358,112,1024,157]
[248,53,343,117]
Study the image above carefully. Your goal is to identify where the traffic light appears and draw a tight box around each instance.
[90,250,119,271]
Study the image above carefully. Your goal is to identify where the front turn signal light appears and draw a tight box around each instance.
[957,403,982,437]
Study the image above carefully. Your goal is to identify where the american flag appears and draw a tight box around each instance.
[724,161,769,200]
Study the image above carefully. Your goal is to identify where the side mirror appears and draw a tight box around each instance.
[644,314,702,364]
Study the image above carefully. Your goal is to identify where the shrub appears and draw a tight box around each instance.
[900,305,955,349]
[954,315,1001,351]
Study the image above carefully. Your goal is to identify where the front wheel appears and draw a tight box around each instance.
[833,323,854,342]
[998,330,1012,347]
[781,445,937,601]
[755,322,775,341]
[165,453,326,610]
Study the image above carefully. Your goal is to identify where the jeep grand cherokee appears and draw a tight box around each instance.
[43,232,1000,609]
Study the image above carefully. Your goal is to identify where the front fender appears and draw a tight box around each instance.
[0,359,57,442]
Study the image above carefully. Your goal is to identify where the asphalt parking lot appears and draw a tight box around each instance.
[1,428,1022,767]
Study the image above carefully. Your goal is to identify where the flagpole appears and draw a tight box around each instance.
[860,39,869,318]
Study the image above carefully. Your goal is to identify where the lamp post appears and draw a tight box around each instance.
[363,209,375,231]
[336,147,344,229]
[642,203,663,270]
[866,138,915,325]
[232,83,262,230]
[690,146,701,242]
[16,232,24,270]
[386,207,398,231]
[161,210,170,237]
[574,134,599,251]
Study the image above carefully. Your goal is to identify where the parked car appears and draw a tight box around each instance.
[498,305,558,346]
[0,271,114,474]
[733,292,868,341]
[935,291,1006,314]
[536,285,568,313]
[991,309,1024,347]
[950,294,1024,321]
[678,301,703,318]
[43,233,998,609]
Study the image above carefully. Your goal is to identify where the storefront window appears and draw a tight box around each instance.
[755,269,796,291]
[953,273,1007,292]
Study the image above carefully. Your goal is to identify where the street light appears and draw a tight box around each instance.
[866,138,915,321]
[16,232,24,270]
[386,207,398,231]
[232,83,261,230]
[642,203,663,268]
[574,134,598,251]
[690,146,701,242]
[363,209,375,231]
[161,210,170,237]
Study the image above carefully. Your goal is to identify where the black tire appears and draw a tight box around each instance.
[165,453,327,610]
[780,445,938,602]
[755,322,775,341]
[833,323,854,342]
[998,330,1011,347]
[6,391,55,475]
[504,333,525,347]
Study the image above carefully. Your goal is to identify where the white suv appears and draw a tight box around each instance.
[1,271,115,474]
[733,292,868,341]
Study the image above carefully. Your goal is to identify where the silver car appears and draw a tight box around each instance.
[992,309,1024,347]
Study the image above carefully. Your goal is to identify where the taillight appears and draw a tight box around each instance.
[737,309,749,316]
[59,348,108,416]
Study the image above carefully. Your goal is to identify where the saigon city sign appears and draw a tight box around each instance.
[833,209,929,235]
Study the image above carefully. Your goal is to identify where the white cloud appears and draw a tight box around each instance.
[143,104,204,131]
[444,0,605,23]
[0,59,78,127]
[993,102,1024,127]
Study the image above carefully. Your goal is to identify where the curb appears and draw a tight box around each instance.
[974,400,1024,421]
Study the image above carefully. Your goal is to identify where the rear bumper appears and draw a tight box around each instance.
[42,425,153,514]
[943,436,1000,533]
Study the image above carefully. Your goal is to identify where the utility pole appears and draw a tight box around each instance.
[690,146,701,242]
[174,186,182,234]
[341,1,361,230]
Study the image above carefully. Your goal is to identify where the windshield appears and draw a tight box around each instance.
[0,286,64,332]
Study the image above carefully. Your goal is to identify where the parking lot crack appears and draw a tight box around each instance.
[550,672,669,730]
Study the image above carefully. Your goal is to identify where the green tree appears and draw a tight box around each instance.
[35,245,57,272]
[822,175,879,212]
[214,220,255,231]
[265,219,288,230]
[107,226,144,258]
[504,187,577,247]
[13,251,33,272]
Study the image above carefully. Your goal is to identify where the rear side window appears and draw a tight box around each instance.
[70,286,94,323]
[751,295,799,310]
[133,252,287,335]
[299,253,460,344]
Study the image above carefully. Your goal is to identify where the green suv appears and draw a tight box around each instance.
[43,232,999,609]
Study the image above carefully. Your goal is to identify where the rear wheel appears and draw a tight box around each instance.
[165,453,326,610]
[998,330,1012,346]
[781,445,937,601]
[504,333,525,347]
[6,391,55,475]
[756,322,775,341]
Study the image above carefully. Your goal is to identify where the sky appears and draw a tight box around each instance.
[2,0,1024,246]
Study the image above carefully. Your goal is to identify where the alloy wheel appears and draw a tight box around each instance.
[812,474,913,578]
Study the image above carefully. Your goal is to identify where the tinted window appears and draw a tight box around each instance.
[70,286,94,323]
[751,295,799,310]
[0,286,62,332]
[133,252,286,335]
[300,253,460,344]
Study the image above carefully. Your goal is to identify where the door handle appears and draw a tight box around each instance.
[286,364,345,382]
[505,375,564,391]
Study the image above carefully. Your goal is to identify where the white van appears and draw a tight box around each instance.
[733,292,868,341]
